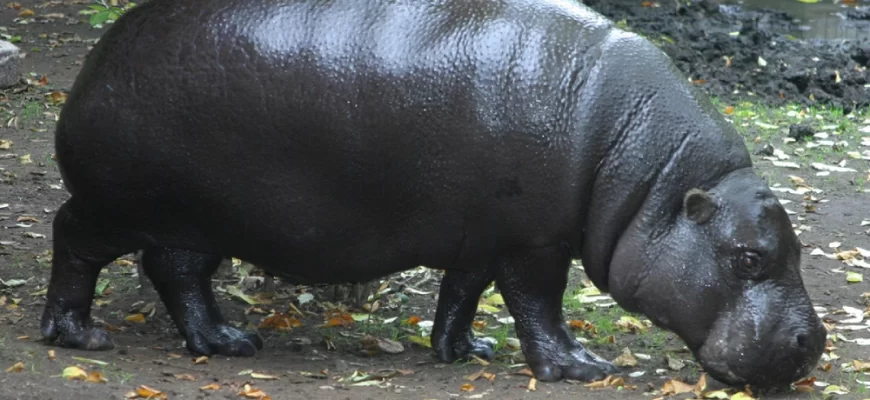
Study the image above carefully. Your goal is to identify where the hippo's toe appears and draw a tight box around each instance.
[186,324,264,357]
[527,346,619,382]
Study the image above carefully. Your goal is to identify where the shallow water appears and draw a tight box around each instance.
[724,0,870,40]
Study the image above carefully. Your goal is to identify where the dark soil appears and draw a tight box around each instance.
[1,1,870,399]
[584,0,870,111]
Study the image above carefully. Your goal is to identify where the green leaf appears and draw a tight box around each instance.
[407,335,431,348]
[846,271,863,283]
[89,10,112,27]
[226,285,259,305]
[94,279,110,296]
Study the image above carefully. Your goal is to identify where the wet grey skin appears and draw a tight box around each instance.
[41,0,825,387]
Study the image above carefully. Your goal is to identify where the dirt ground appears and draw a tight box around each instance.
[1,1,869,399]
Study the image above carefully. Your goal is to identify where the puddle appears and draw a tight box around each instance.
[723,0,870,40]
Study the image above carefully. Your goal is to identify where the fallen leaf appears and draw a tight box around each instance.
[124,313,146,323]
[407,335,431,348]
[612,347,638,367]
[323,311,354,327]
[47,91,67,105]
[724,106,734,115]
[70,355,107,365]
[528,377,537,391]
[661,379,695,395]
[360,335,404,355]
[227,285,259,305]
[460,383,475,392]
[853,360,870,372]
[193,356,208,365]
[251,372,279,380]
[405,315,422,326]
[86,370,107,383]
[174,373,196,381]
[134,385,167,399]
[258,313,302,331]
[666,354,685,371]
[62,366,87,380]
[702,389,730,399]
[584,375,625,389]
[615,315,648,333]
[200,383,221,391]
[846,272,863,283]
[5,362,24,373]
[18,8,34,16]
[48,350,56,361]
[730,392,756,400]
[0,140,12,150]
[238,384,271,399]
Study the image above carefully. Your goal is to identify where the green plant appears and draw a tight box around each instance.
[86,0,137,28]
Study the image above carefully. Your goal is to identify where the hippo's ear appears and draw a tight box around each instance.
[683,188,718,224]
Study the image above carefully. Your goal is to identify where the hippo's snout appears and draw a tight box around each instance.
[697,297,826,388]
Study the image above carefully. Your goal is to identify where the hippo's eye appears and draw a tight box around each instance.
[736,251,764,279]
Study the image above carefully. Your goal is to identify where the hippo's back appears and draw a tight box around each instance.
[55,0,617,276]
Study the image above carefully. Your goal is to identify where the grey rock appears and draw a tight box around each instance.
[0,41,21,88]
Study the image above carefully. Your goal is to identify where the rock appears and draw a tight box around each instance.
[754,143,774,156]
[788,124,815,141]
[0,41,21,88]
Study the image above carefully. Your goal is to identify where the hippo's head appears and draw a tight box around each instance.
[608,169,826,387]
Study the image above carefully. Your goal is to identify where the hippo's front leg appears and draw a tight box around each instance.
[431,269,497,362]
[495,245,618,382]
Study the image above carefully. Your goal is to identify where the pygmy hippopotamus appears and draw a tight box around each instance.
[42,0,826,388]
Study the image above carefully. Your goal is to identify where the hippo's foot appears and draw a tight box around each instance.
[141,247,264,357]
[524,341,618,381]
[494,244,619,382]
[40,200,135,351]
[40,307,115,351]
[186,324,263,357]
[432,269,497,362]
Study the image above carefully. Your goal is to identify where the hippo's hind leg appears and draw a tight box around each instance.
[140,247,263,357]
[431,269,496,362]
[41,200,137,350]
[495,244,618,382]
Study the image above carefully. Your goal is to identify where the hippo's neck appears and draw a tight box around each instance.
[571,30,752,293]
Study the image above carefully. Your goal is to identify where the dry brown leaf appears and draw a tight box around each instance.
[193,356,208,365]
[793,376,816,393]
[405,315,422,325]
[584,375,625,389]
[528,377,537,391]
[661,378,695,395]
[5,362,24,373]
[512,368,534,377]
[86,370,107,383]
[612,347,638,367]
[124,313,146,324]
[466,368,486,381]
[238,383,271,399]
[134,385,167,399]
[18,8,34,16]
[48,350,56,361]
[324,312,354,327]
[258,313,302,331]
[174,373,196,381]
[251,372,279,380]
[852,360,870,372]
[200,383,221,391]
[460,383,475,392]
